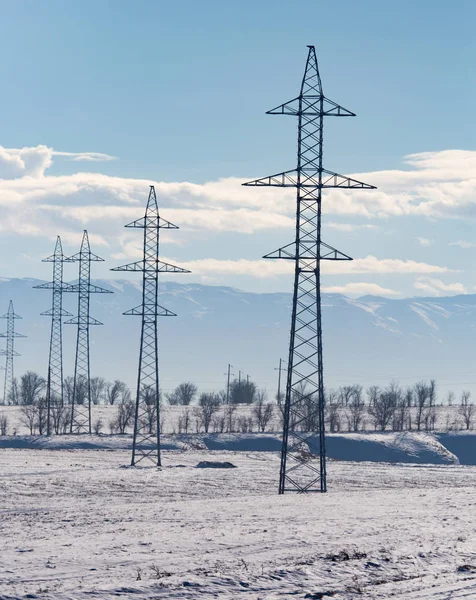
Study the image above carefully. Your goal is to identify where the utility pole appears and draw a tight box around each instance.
[112,185,189,466]
[0,301,26,404]
[275,358,287,404]
[244,46,375,493]
[226,363,232,404]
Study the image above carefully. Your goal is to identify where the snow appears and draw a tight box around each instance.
[0,431,467,465]
[2,447,476,599]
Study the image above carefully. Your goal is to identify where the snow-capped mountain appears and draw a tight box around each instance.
[1,277,475,398]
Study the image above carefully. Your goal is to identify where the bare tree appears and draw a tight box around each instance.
[459,390,475,430]
[93,418,103,434]
[63,376,74,405]
[20,404,37,434]
[22,398,48,435]
[368,385,395,431]
[326,389,341,433]
[347,385,365,432]
[252,391,274,432]
[51,404,70,434]
[428,379,437,407]
[291,383,319,431]
[7,377,19,405]
[194,393,221,433]
[393,392,410,432]
[18,372,45,405]
[404,387,413,430]
[90,377,107,405]
[414,381,430,431]
[338,386,355,407]
[446,391,455,406]
[140,400,157,434]
[0,413,8,435]
[166,382,198,406]
[114,400,135,434]
[73,375,89,405]
[178,407,191,433]
[224,403,237,432]
[106,380,130,405]
[211,412,226,433]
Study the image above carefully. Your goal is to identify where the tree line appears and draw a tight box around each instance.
[0,372,475,435]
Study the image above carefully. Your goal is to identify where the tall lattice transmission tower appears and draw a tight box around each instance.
[1,301,26,404]
[66,230,112,434]
[112,185,190,466]
[244,46,375,493]
[34,237,73,435]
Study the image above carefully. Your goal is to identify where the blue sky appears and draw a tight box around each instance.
[1,0,476,298]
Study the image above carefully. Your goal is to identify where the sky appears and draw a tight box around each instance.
[1,0,476,298]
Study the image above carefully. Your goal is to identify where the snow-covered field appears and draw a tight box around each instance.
[2,447,476,599]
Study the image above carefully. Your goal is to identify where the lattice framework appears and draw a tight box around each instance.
[244,46,375,493]
[34,236,73,434]
[112,186,189,466]
[0,300,26,404]
[66,230,111,433]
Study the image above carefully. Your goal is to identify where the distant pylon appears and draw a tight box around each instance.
[34,237,73,435]
[66,231,112,434]
[111,185,190,466]
[244,46,376,493]
[0,301,26,404]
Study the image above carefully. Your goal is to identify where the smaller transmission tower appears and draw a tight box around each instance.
[0,301,26,404]
[34,237,73,435]
[66,230,112,434]
[112,185,190,466]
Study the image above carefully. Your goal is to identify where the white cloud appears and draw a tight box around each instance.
[326,222,378,232]
[413,277,467,296]
[0,145,52,178]
[0,145,473,284]
[52,151,117,162]
[416,237,432,246]
[449,240,476,249]
[164,256,451,279]
[322,282,400,297]
[3,146,476,247]
[0,145,115,181]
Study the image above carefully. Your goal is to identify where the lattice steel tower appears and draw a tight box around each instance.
[112,186,190,466]
[66,230,112,434]
[1,301,26,404]
[34,237,73,434]
[244,46,375,493]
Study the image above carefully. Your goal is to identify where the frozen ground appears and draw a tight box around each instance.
[1,448,476,599]
[0,430,467,464]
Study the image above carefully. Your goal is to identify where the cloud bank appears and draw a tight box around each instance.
[1,145,472,292]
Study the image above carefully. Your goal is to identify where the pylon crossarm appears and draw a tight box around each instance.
[321,169,376,189]
[242,169,299,187]
[266,96,355,117]
[125,215,179,230]
[123,305,176,317]
[243,168,374,189]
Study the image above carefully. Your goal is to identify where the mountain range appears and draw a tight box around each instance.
[0,277,475,400]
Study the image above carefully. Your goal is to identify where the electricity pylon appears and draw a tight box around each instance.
[244,46,375,493]
[66,230,112,434]
[0,301,26,404]
[34,237,73,435]
[111,185,190,466]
